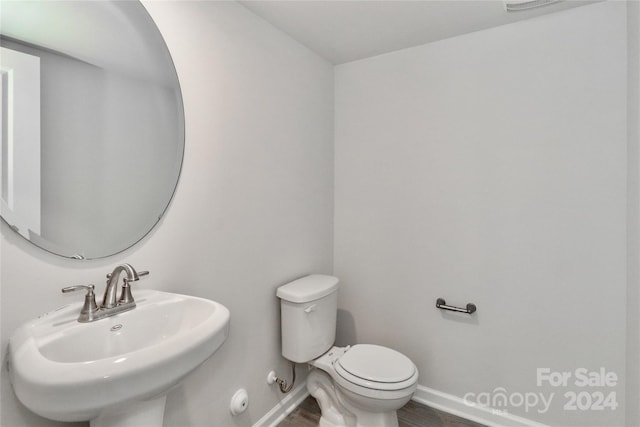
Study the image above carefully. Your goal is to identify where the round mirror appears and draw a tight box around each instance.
[0,1,184,259]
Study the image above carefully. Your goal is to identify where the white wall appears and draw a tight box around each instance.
[334,2,627,426]
[626,1,640,426]
[0,1,334,426]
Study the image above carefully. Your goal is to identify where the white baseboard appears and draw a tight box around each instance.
[252,382,309,427]
[412,385,549,427]
[253,382,549,427]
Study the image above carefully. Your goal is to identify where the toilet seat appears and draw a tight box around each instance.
[334,344,418,392]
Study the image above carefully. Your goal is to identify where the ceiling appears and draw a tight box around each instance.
[239,0,597,65]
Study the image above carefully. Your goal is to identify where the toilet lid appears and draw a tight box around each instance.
[336,344,416,384]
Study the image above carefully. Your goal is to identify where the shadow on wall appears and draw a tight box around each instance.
[336,309,357,346]
[438,310,480,326]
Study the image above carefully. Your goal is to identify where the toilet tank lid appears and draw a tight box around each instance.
[276,274,339,303]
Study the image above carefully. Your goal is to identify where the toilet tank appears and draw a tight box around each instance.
[276,275,339,363]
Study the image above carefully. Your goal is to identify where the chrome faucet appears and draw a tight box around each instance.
[103,264,140,308]
[62,264,149,322]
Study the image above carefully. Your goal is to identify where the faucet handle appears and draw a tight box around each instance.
[123,270,149,283]
[62,284,95,294]
[119,271,148,305]
[61,285,99,323]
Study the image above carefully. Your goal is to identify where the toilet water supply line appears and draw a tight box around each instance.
[273,362,296,393]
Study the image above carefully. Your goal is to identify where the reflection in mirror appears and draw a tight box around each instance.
[0,1,184,259]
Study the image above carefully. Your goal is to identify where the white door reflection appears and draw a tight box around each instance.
[0,46,40,241]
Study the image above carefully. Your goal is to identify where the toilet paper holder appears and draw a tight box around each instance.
[436,298,477,314]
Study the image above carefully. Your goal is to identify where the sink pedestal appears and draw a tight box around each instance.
[91,396,167,427]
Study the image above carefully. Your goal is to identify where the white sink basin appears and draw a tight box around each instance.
[8,289,230,425]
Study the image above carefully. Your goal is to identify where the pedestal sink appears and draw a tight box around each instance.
[7,290,230,427]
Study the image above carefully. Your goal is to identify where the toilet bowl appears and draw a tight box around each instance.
[276,275,419,427]
[307,345,418,427]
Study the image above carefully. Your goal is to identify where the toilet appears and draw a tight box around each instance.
[277,274,418,427]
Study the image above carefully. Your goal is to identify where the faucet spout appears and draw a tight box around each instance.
[103,264,139,308]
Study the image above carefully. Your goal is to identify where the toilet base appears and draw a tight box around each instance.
[307,369,403,427]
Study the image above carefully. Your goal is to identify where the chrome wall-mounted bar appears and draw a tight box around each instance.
[436,298,477,314]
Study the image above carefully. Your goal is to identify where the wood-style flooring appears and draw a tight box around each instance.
[279,395,486,427]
